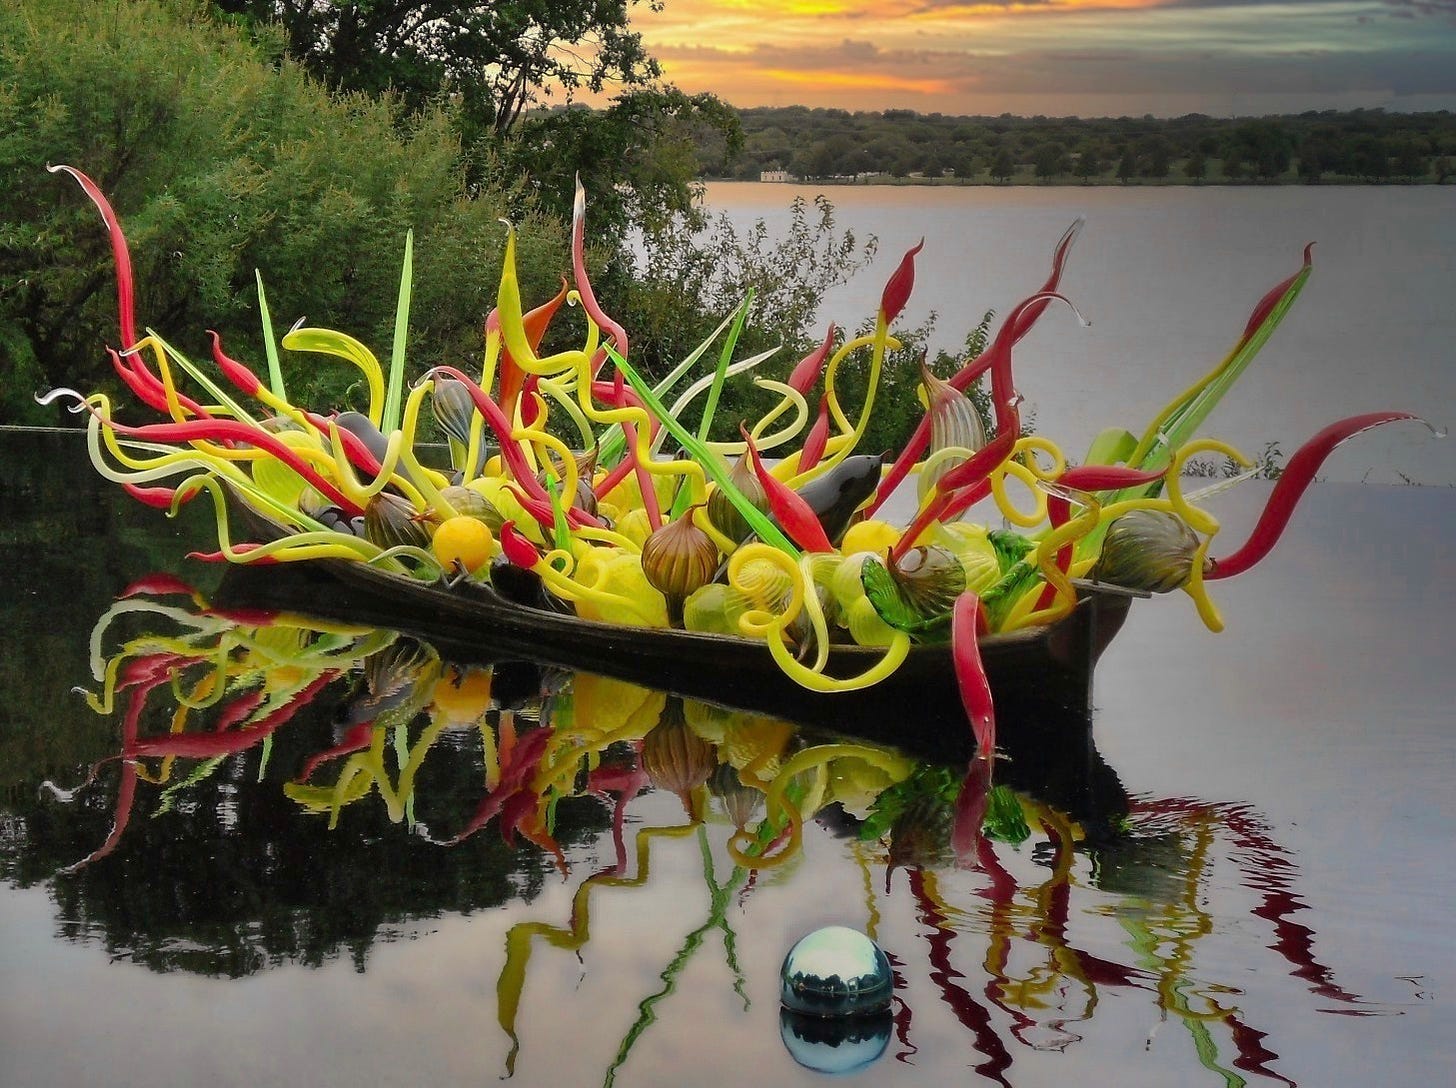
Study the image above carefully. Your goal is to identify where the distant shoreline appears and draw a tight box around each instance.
[713,106,1456,188]
[708,174,1453,189]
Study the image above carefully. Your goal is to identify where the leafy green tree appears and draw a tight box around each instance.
[0,0,569,424]
[1348,134,1390,180]
[1182,151,1207,183]
[1297,128,1342,183]
[1116,149,1137,184]
[796,135,856,179]
[1221,142,1246,181]
[989,147,1016,183]
[948,146,979,179]
[623,194,877,395]
[864,133,909,174]
[1393,139,1427,179]
[213,0,662,142]
[1033,142,1070,181]
[914,146,942,177]
[1137,135,1172,179]
[498,88,741,239]
[1226,120,1291,180]
[1073,146,1102,183]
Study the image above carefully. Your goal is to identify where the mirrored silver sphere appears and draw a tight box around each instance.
[779,925,893,1017]
[780,1008,892,1073]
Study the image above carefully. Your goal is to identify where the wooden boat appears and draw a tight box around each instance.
[215,558,1136,823]
[214,503,1138,749]
[206,496,1137,823]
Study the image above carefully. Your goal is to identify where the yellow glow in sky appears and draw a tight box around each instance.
[628,0,1456,117]
[756,68,959,96]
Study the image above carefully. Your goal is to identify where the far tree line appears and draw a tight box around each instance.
[706,106,1456,184]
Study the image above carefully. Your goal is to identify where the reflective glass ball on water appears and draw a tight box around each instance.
[779,1007,892,1074]
[779,925,893,1017]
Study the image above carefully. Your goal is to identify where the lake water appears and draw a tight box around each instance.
[3,187,1454,1085]
[700,183,1456,487]
[1,417,1453,1087]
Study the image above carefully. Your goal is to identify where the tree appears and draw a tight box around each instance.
[0,0,571,424]
[1033,141,1070,181]
[1116,149,1137,184]
[795,138,850,180]
[213,1,662,142]
[499,88,741,238]
[1137,135,1172,179]
[1182,151,1207,184]
[1348,135,1390,180]
[718,105,1456,193]
[1225,121,1291,180]
[989,147,1016,183]
[1297,128,1343,183]
[1221,143,1246,181]
[1393,139,1427,179]
[622,194,877,391]
[919,146,954,177]
[1073,145,1102,183]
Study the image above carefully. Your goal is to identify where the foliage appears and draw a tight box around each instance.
[615,191,999,455]
[212,0,662,142]
[501,89,742,243]
[625,193,875,388]
[1222,120,1291,180]
[713,104,1456,185]
[1033,142,1072,181]
[0,0,570,424]
[989,147,1016,183]
[209,5,747,403]
[1181,440,1284,481]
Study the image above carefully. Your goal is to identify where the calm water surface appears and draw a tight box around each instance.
[1,430,1451,1087]
[701,183,1456,486]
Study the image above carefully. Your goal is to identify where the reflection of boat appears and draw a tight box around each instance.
[213,550,1136,756]
[17,572,1367,1088]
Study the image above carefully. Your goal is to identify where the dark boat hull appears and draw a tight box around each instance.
[214,547,1132,745]
[216,485,1132,755]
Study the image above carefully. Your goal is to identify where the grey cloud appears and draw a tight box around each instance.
[952,47,1456,96]
[657,38,1456,99]
[836,39,883,61]
[907,0,1050,10]
[654,39,985,72]
[1380,0,1456,17]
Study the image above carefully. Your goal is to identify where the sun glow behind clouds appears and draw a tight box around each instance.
[633,0,1456,114]
[759,68,961,94]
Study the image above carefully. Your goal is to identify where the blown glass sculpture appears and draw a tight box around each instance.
[42,165,1423,754]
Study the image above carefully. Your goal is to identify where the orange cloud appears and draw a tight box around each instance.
[754,67,960,94]
[907,0,1174,15]
[629,0,1456,116]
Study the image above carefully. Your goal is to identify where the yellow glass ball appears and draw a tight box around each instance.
[841,519,900,558]
[430,665,493,723]
[432,516,496,574]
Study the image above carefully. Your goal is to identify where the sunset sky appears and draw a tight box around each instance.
[630,0,1456,116]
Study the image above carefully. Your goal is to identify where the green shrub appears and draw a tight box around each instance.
[0,0,569,423]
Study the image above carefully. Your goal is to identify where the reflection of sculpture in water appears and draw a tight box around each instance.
[884,793,1366,1087]
[30,578,1370,1083]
